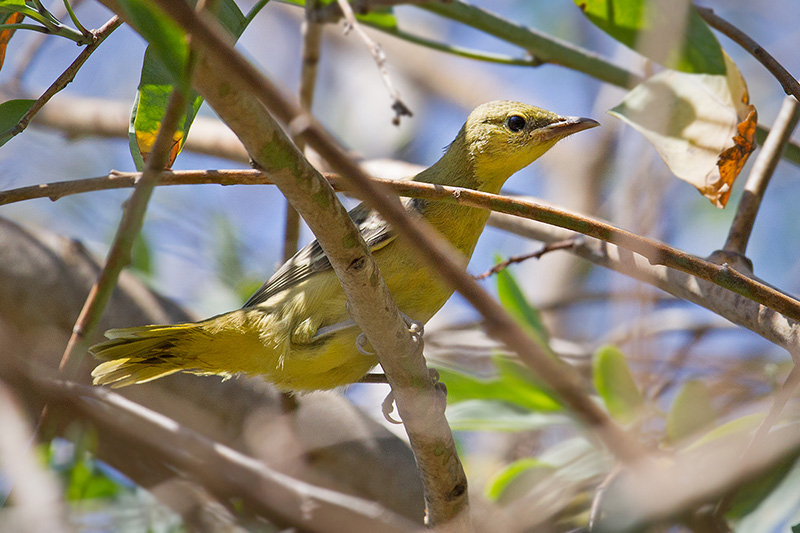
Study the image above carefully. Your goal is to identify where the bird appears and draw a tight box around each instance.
[91,100,599,391]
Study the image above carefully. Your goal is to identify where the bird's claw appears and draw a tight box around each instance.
[356,332,375,356]
[381,391,402,424]
[401,312,424,339]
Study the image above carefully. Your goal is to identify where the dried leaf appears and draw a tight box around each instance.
[0,11,24,70]
[610,53,757,207]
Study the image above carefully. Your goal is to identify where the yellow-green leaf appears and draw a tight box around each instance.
[129,0,245,169]
[666,380,715,443]
[592,345,644,424]
[0,98,34,146]
[486,458,555,504]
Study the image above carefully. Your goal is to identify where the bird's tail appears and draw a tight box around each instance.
[90,323,210,388]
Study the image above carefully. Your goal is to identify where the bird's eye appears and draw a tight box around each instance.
[506,115,526,132]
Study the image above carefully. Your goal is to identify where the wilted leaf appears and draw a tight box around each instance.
[610,53,757,207]
[486,458,556,504]
[0,11,23,71]
[576,0,725,74]
[592,345,644,424]
[666,380,715,443]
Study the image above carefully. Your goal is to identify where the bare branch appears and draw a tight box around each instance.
[488,213,800,354]
[473,238,579,280]
[1,367,420,533]
[0,16,121,144]
[59,88,188,373]
[334,0,412,125]
[722,96,800,255]
[697,6,800,103]
[5,170,800,335]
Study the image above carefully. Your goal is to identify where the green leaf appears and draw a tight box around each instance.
[0,98,34,146]
[129,0,245,169]
[66,457,120,501]
[115,0,189,86]
[445,400,568,432]
[792,523,800,533]
[727,455,797,520]
[688,413,762,450]
[486,458,555,504]
[575,0,725,74]
[435,355,563,412]
[496,262,550,349]
[666,380,715,443]
[592,345,644,424]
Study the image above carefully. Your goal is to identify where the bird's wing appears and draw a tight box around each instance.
[243,199,424,308]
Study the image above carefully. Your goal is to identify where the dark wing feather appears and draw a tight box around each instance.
[243,199,424,308]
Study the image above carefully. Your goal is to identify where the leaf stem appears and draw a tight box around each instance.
[0,17,121,144]
[697,6,800,103]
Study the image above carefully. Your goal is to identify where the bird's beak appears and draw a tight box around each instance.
[540,116,600,141]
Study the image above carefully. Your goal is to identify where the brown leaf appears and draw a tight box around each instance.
[609,53,757,208]
[711,106,757,207]
[0,12,24,71]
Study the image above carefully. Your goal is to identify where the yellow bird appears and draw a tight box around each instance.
[91,101,598,390]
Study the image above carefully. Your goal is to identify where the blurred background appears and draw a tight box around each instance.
[1,0,800,530]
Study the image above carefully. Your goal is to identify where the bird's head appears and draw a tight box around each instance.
[455,100,599,192]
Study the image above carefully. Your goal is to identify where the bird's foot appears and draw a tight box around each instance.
[381,390,402,424]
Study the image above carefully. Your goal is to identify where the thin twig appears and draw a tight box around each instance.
[58,88,188,373]
[282,0,323,263]
[0,16,121,145]
[335,0,412,125]
[697,6,800,103]
[7,0,85,87]
[588,464,623,531]
[723,96,800,255]
[473,238,578,280]
[488,212,800,354]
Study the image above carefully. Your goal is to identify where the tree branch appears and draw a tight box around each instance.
[0,16,121,145]
[1,366,420,533]
[58,88,188,373]
[8,169,800,330]
[696,6,800,103]
[722,96,800,255]
[487,213,800,354]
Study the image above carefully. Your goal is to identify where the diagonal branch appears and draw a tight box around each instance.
[1,364,420,533]
[58,88,187,373]
[723,96,800,255]
[0,16,121,145]
[138,0,645,465]
[697,6,800,103]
